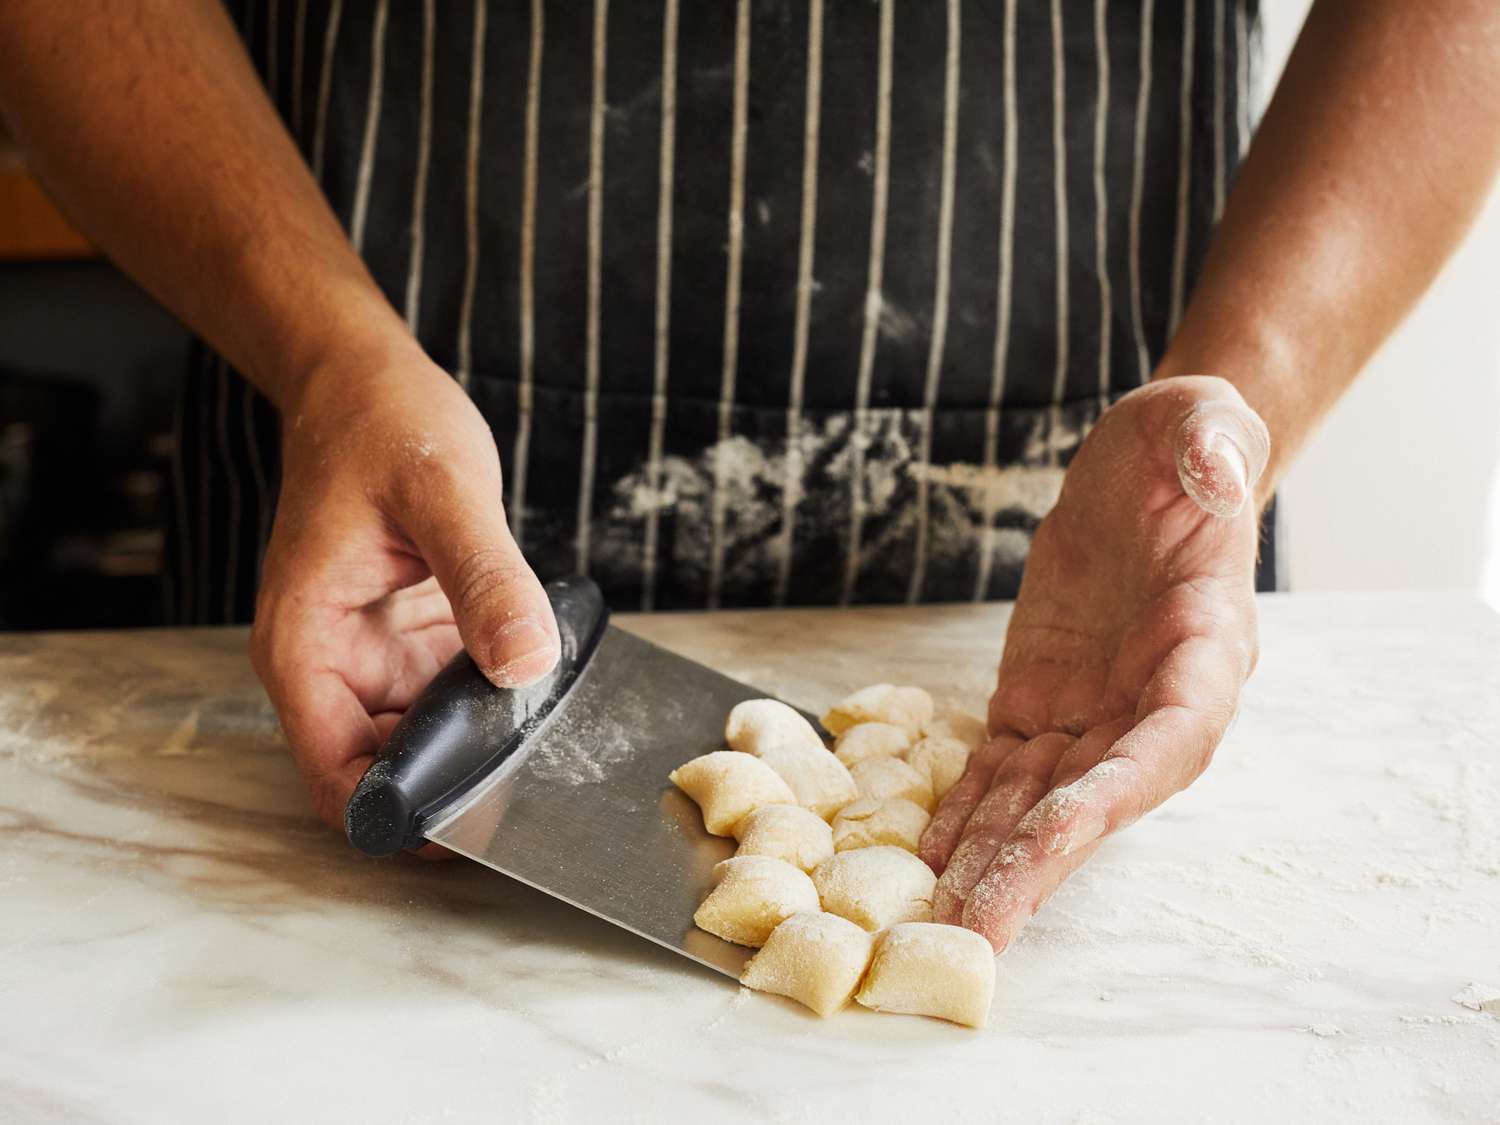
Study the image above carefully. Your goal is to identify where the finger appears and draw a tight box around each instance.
[366,710,455,860]
[1035,715,1135,847]
[347,618,463,715]
[371,710,405,742]
[266,666,381,831]
[987,642,1084,743]
[959,628,1249,948]
[957,753,1148,949]
[1022,634,1243,862]
[374,575,457,634]
[919,734,1024,874]
[961,835,1106,952]
[395,460,560,689]
[959,703,1207,946]
[1171,394,1271,519]
[929,732,1074,924]
[1142,622,1255,720]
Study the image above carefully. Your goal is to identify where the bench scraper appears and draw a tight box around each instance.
[346,576,810,979]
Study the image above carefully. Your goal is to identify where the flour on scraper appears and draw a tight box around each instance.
[740,911,877,1018]
[694,856,821,947]
[856,922,996,1028]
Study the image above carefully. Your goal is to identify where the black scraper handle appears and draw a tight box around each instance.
[344,576,609,857]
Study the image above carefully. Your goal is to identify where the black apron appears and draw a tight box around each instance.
[168,0,1278,625]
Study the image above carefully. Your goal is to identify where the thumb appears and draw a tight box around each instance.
[1171,394,1271,519]
[399,467,561,689]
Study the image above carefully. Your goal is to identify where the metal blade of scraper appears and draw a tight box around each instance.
[420,622,797,979]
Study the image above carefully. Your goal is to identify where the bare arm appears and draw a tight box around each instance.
[927,0,1500,951]
[1159,0,1500,504]
[0,0,558,830]
[0,0,410,409]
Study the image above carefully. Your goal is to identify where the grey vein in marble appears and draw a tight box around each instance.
[1,594,1498,1123]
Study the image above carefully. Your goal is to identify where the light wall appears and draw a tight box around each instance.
[1258,2,1500,608]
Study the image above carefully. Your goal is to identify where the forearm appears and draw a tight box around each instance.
[0,0,421,413]
[1156,0,1500,506]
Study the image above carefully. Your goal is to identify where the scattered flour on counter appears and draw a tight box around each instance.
[698,986,753,1034]
[1297,1024,1345,1038]
[1400,1014,1471,1027]
[1450,982,1500,1015]
[524,704,640,786]
[157,709,200,756]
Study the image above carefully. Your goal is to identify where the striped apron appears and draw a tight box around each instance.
[168,0,1277,625]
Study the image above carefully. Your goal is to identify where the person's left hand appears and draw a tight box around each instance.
[918,375,1271,952]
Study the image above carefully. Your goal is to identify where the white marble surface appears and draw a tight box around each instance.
[2,592,1498,1123]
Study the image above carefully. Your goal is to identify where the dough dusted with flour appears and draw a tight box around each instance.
[832,722,913,768]
[751,740,858,820]
[831,797,931,853]
[725,698,825,756]
[677,696,989,1026]
[740,911,877,1018]
[821,684,934,738]
[734,804,835,873]
[855,922,996,1028]
[670,751,796,836]
[694,856,821,947]
[903,735,970,800]
[812,846,936,931]
[921,712,987,749]
[849,755,935,812]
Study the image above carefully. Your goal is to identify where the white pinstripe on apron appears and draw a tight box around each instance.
[167,0,1277,624]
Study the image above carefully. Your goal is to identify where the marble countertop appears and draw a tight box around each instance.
[2,592,1498,1123]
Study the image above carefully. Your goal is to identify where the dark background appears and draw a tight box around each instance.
[0,260,188,630]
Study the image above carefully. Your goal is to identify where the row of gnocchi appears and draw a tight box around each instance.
[668,685,996,1027]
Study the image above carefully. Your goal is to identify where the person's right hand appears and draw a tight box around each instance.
[249,354,560,832]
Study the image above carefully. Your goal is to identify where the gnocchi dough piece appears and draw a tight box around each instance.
[903,735,970,801]
[821,684,935,738]
[670,751,797,836]
[725,698,825,756]
[740,911,877,1018]
[734,804,835,873]
[921,712,987,749]
[693,856,821,947]
[832,722,913,768]
[812,846,936,931]
[855,922,996,1029]
[753,741,858,821]
[849,755,935,812]
[831,797,932,853]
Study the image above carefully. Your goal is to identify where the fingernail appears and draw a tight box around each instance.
[1209,430,1249,498]
[1174,399,1269,520]
[489,617,560,687]
[1177,428,1249,519]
